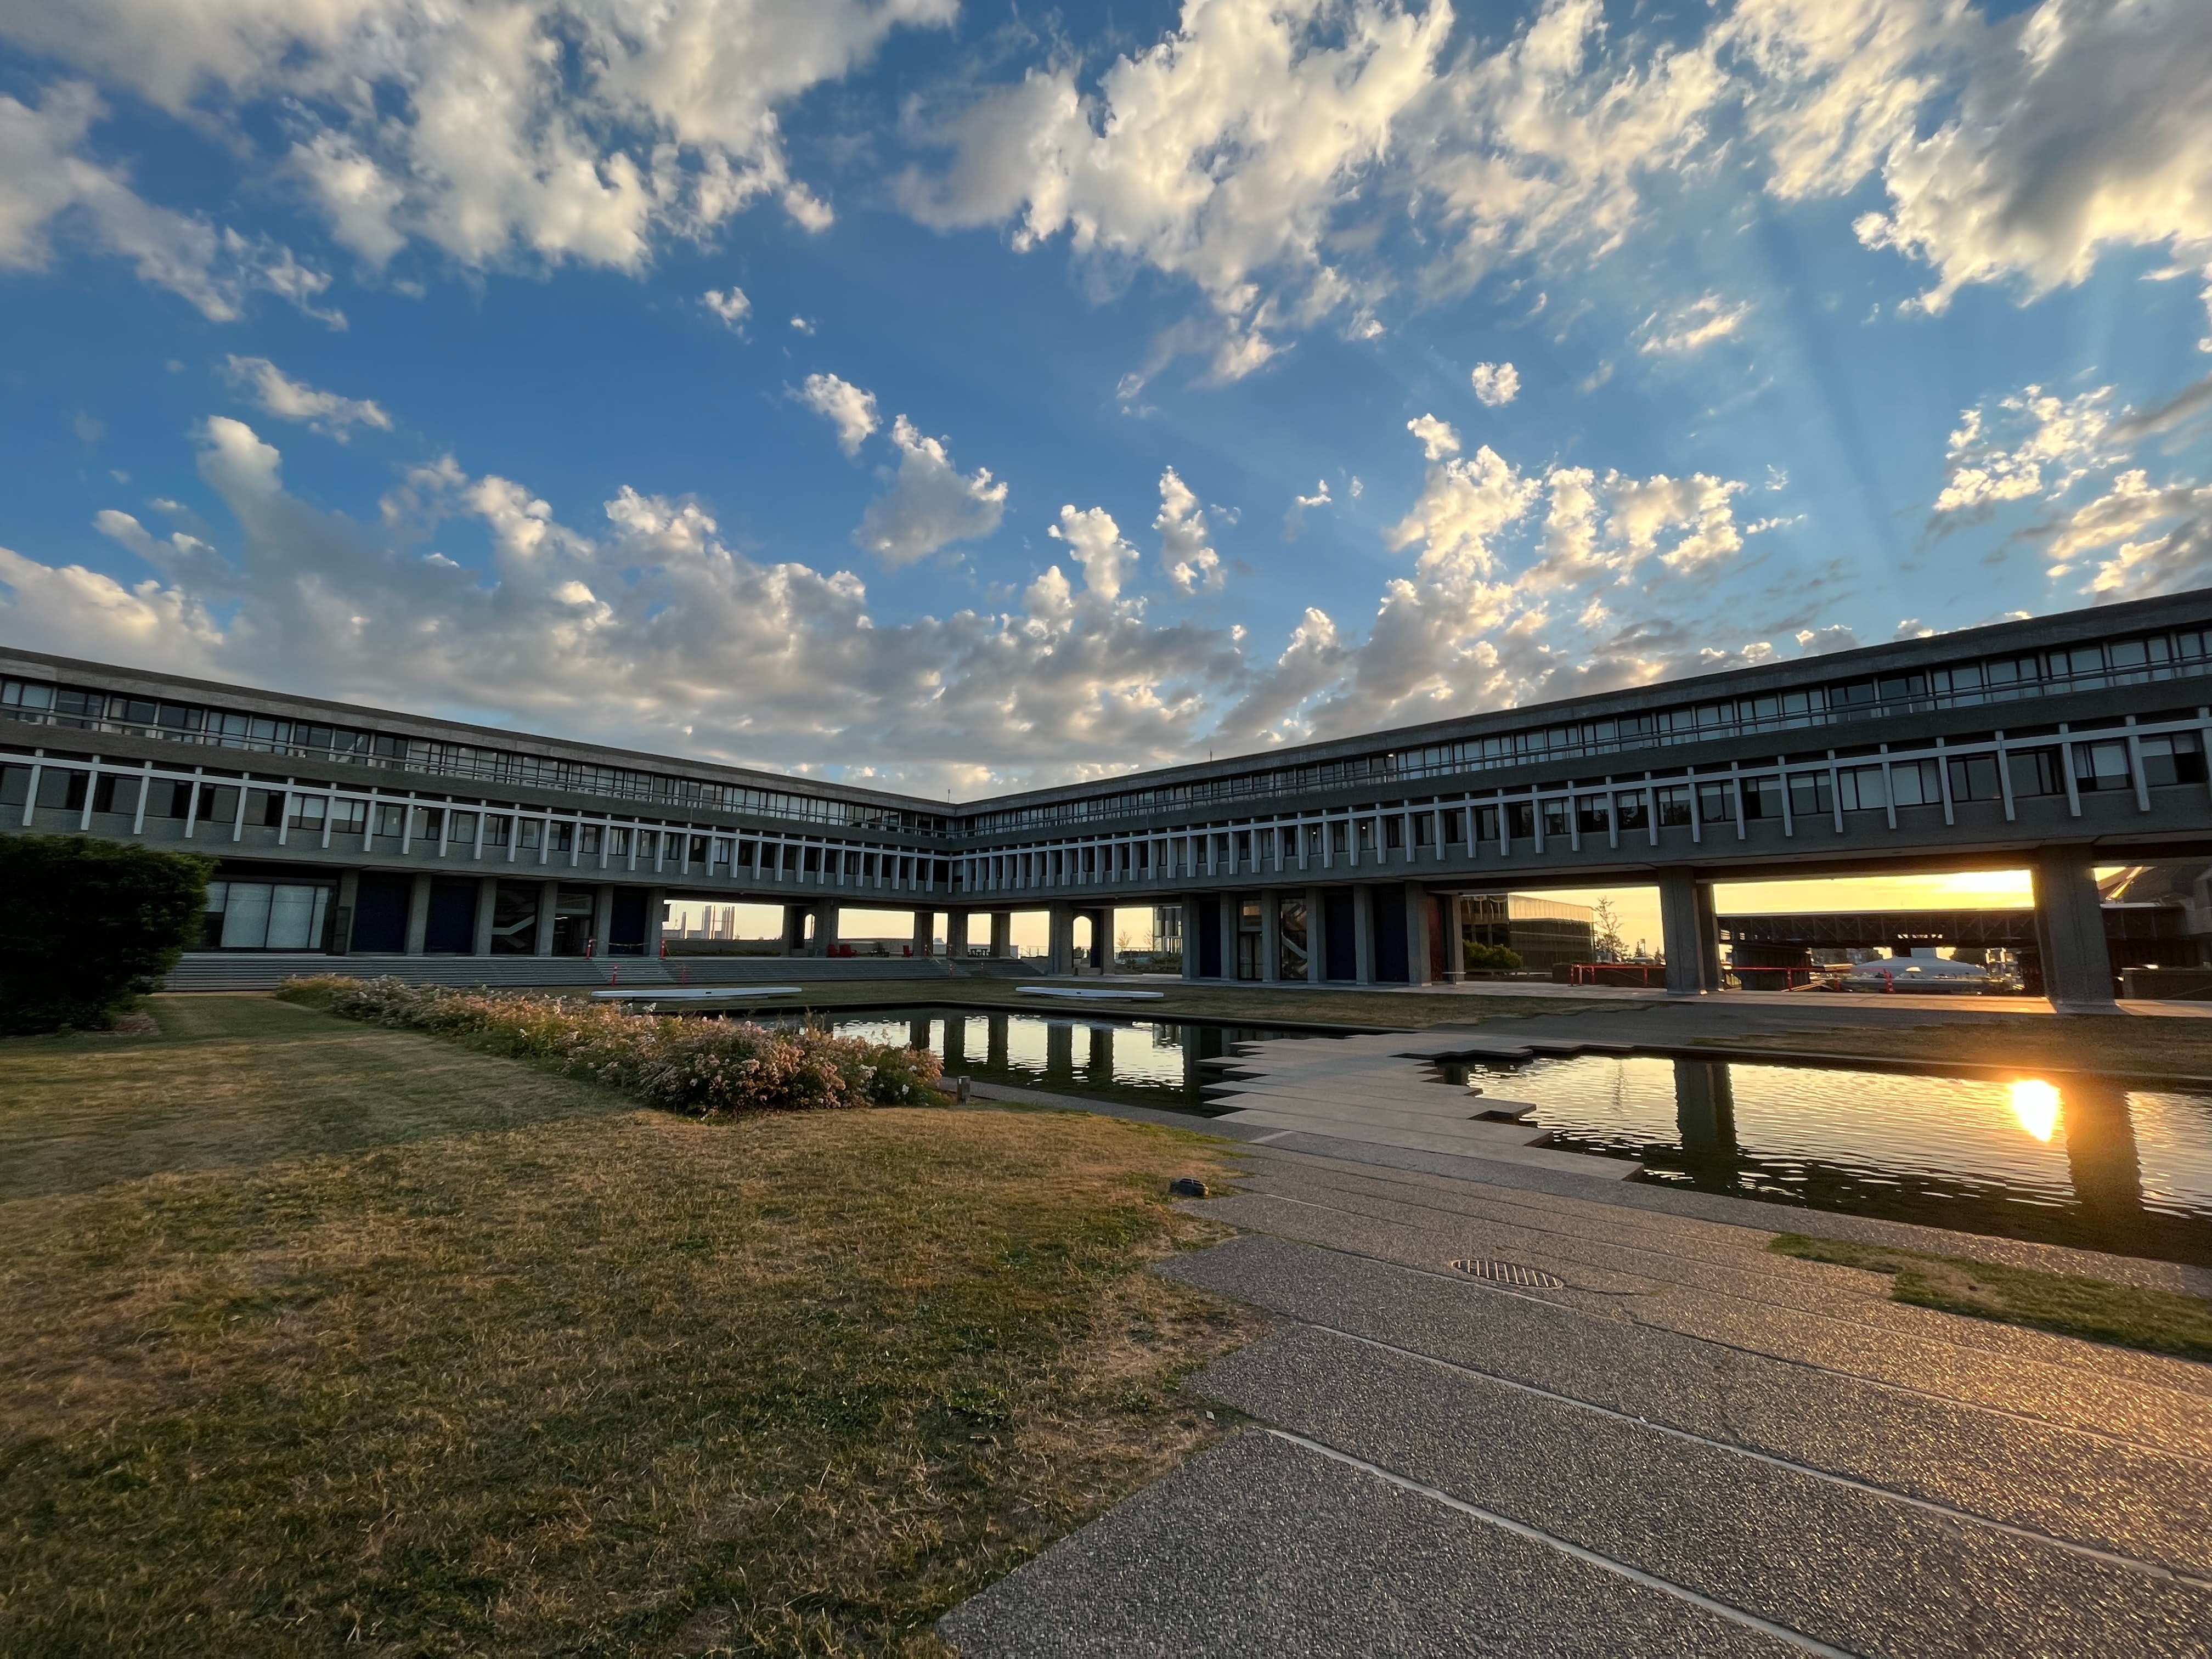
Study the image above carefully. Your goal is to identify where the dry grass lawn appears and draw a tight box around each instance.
[0,996,1265,1655]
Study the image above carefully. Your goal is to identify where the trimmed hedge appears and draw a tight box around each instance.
[279,976,947,1114]
[1,834,214,1034]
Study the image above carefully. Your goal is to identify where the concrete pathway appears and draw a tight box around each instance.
[939,1120,2212,1656]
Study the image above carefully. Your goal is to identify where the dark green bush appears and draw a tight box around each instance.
[0,835,213,1034]
[1462,939,1524,974]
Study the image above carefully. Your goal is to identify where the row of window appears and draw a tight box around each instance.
[1,676,943,835]
[963,628,2212,833]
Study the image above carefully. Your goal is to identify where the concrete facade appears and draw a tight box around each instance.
[14,589,2212,1002]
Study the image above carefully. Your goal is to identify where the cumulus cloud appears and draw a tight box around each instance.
[1049,505,1139,601]
[1156,468,1222,592]
[1638,294,1751,354]
[1,0,955,276]
[853,416,1007,565]
[1283,478,1333,541]
[1933,384,2119,515]
[222,355,391,439]
[0,82,337,324]
[1469,361,1520,405]
[795,373,879,455]
[702,287,751,329]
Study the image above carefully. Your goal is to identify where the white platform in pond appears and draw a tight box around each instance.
[1016,986,1167,1001]
[592,986,799,1002]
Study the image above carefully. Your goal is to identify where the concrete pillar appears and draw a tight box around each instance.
[1049,903,1077,975]
[1306,886,1325,984]
[1353,885,1376,985]
[990,911,1013,958]
[2034,848,2115,1008]
[1219,894,1238,981]
[472,877,498,955]
[946,910,970,960]
[1441,893,1464,983]
[912,909,934,957]
[591,884,614,956]
[1087,907,1112,971]
[1405,887,1435,988]
[1260,888,1281,982]
[533,878,559,955]
[402,873,432,955]
[645,888,666,958]
[1659,871,1723,994]
[783,904,810,955]
[1181,896,1200,980]
[813,901,840,959]
[333,870,360,956]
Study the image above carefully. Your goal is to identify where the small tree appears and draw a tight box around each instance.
[1463,939,1523,974]
[0,835,213,1034]
[1591,897,1626,963]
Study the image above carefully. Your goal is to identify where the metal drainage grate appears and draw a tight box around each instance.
[1451,1258,1565,1290]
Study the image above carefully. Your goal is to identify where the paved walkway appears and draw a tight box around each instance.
[940,1066,2212,1655]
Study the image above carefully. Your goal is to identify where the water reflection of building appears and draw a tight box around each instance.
[1461,894,1595,973]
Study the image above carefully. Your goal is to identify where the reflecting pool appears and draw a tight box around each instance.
[1437,1053,2212,1265]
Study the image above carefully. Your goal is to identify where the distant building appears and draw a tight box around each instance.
[1152,903,1182,953]
[1462,894,1595,972]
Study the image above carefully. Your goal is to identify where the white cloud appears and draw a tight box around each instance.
[1049,505,1139,601]
[853,415,1007,565]
[702,287,751,329]
[1469,361,1520,405]
[0,82,337,324]
[1155,468,1222,593]
[2045,470,2212,600]
[222,355,391,439]
[2,0,955,275]
[789,315,816,335]
[1283,478,1332,541]
[795,373,879,456]
[1638,294,1751,354]
[1933,383,2118,515]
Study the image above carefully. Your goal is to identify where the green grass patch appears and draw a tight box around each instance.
[1770,1232,2212,1362]
[0,994,1262,1654]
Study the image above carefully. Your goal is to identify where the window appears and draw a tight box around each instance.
[1742,776,1784,821]
[579,823,602,855]
[520,819,543,850]
[330,798,368,836]
[1356,820,1375,853]
[205,881,331,950]
[375,802,408,838]
[1442,809,1464,848]
[1838,766,1887,812]
[2140,732,2208,787]
[1697,782,1735,825]
[289,795,328,832]
[1946,755,2002,803]
[2008,747,2066,797]
[1475,804,1500,844]
[1330,821,1348,855]
[1413,812,1434,848]
[414,806,445,843]
[714,838,732,870]
[1656,786,1691,827]
[1576,797,1610,835]
[549,821,574,853]
[483,815,512,847]
[448,810,477,844]
[1541,799,1570,839]
[1383,817,1403,850]
[1508,801,1536,840]
[1890,758,1942,808]
[244,789,285,828]
[1615,791,1650,832]
[1788,772,1834,820]
[2074,740,2131,792]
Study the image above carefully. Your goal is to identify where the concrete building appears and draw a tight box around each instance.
[12,586,2212,1006]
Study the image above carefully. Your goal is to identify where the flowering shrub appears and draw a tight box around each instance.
[277,976,946,1115]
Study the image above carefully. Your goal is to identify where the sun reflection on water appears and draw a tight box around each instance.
[2010,1079,2061,1143]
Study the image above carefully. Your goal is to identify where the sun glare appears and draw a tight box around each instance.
[2009,1079,2061,1143]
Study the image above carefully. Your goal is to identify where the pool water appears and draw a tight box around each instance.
[795,1008,1314,1112]
[1437,1053,2212,1265]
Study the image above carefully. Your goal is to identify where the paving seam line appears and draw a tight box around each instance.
[1203,1234,2212,1466]
[1284,1321,2212,1593]
[1258,1427,1864,1659]
[1243,1142,2212,1297]
[1227,1188,2212,1394]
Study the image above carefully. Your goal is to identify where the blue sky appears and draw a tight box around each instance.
[3,0,2209,797]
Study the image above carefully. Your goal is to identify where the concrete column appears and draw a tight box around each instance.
[1216,893,1237,980]
[472,877,498,955]
[2034,848,2115,1008]
[911,909,934,957]
[782,904,808,955]
[645,888,667,957]
[1260,888,1281,982]
[1440,893,1464,983]
[1306,886,1325,984]
[1405,887,1435,988]
[533,878,558,955]
[990,910,1013,959]
[946,910,971,960]
[1353,885,1376,985]
[813,901,840,959]
[403,873,432,955]
[1088,907,1113,971]
[1048,903,1077,975]
[591,884,614,956]
[334,870,360,956]
[1181,895,1200,980]
[1659,871,1723,994]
